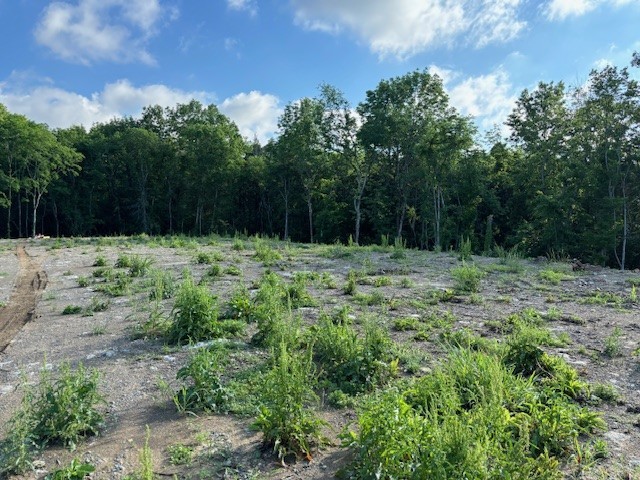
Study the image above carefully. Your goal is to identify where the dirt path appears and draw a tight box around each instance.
[0,244,47,352]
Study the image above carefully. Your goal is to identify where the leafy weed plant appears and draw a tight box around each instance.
[0,363,104,475]
[253,345,326,461]
[174,347,232,413]
[451,263,484,293]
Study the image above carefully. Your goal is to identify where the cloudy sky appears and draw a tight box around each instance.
[1,0,639,143]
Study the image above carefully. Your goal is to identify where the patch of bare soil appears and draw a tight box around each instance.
[0,238,639,479]
[0,244,47,353]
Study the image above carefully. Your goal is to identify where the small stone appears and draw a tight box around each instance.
[32,460,46,469]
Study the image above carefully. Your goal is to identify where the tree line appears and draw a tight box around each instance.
[1,53,639,269]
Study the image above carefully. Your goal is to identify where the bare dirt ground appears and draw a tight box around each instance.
[0,237,639,479]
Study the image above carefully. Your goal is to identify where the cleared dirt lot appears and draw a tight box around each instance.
[0,237,639,479]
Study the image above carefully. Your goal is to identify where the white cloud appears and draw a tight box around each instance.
[220,91,282,144]
[34,0,175,65]
[227,0,257,16]
[0,78,212,128]
[446,68,518,132]
[0,76,281,143]
[544,0,635,20]
[290,0,526,59]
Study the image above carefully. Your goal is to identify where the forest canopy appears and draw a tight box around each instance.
[1,55,639,269]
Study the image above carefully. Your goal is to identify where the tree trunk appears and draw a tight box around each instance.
[433,185,442,250]
[53,200,59,238]
[307,196,314,243]
[354,196,362,245]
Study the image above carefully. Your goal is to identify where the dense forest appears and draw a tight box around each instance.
[1,54,639,269]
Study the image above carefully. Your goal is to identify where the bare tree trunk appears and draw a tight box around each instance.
[354,196,362,245]
[307,195,314,243]
[281,178,290,240]
[53,200,59,238]
[18,192,22,238]
[433,185,442,250]
[396,202,406,240]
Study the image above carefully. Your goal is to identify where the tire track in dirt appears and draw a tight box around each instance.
[0,244,47,352]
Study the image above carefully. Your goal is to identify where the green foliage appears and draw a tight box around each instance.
[451,263,484,293]
[45,459,95,480]
[62,305,82,315]
[167,443,193,466]
[253,345,326,461]
[128,255,154,277]
[0,363,104,475]
[174,348,232,413]
[343,270,358,295]
[93,255,107,267]
[458,236,472,261]
[603,326,623,358]
[167,277,243,345]
[311,317,397,395]
[583,291,625,308]
[125,426,154,480]
[393,316,420,331]
[194,251,214,264]
[147,269,175,300]
[224,265,242,276]
[538,268,570,285]
[254,239,282,265]
[76,276,90,288]
[343,348,604,480]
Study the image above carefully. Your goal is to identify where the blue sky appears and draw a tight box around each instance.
[1,0,639,143]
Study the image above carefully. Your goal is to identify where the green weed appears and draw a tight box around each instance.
[45,458,95,480]
[253,345,326,461]
[62,305,82,315]
[0,363,104,475]
[451,264,484,293]
[603,327,623,358]
[174,348,232,414]
[167,443,193,466]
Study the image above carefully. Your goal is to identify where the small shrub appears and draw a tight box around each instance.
[194,251,213,264]
[539,268,569,285]
[0,363,104,475]
[373,276,392,287]
[93,256,107,267]
[232,238,245,251]
[224,265,242,276]
[167,443,193,466]
[312,318,397,395]
[148,269,175,300]
[457,236,472,261]
[254,239,282,265]
[174,348,232,413]
[62,305,82,315]
[451,264,484,293]
[167,278,220,345]
[343,270,358,295]
[399,277,415,288]
[114,254,132,268]
[206,264,223,278]
[45,459,95,480]
[603,327,623,358]
[591,383,620,403]
[128,256,153,277]
[393,317,420,331]
[253,345,326,461]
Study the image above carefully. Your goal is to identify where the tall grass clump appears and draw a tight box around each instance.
[342,348,604,480]
[311,317,397,396]
[173,347,232,414]
[0,363,104,476]
[451,263,484,293]
[254,344,326,461]
[167,277,243,345]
